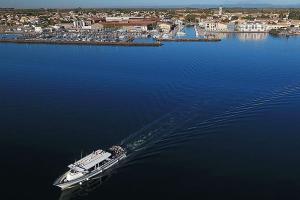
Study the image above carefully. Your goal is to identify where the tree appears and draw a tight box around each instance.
[289,9,300,20]
[231,16,239,20]
[242,15,255,21]
[260,14,270,19]
[279,12,285,19]
[185,14,196,23]
[147,23,156,31]
[221,19,230,23]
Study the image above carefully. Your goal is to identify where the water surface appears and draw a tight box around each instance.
[1,33,300,200]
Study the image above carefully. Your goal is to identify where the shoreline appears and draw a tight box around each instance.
[157,38,221,42]
[0,39,163,47]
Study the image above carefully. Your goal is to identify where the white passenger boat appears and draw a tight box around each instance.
[54,146,126,190]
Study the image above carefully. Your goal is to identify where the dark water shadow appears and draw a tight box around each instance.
[57,82,300,199]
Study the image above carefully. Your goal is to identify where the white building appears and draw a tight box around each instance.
[266,24,288,31]
[105,16,144,22]
[238,22,267,32]
[73,20,85,28]
[219,7,223,16]
[158,22,172,33]
[81,26,92,30]
[122,25,148,32]
[203,22,228,32]
[174,19,183,26]
[105,17,130,22]
[34,26,43,33]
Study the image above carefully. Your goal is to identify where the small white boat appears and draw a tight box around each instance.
[119,35,126,40]
[162,34,171,39]
[176,31,186,36]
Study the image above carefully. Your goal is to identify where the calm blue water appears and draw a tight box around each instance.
[0,34,21,39]
[176,25,196,38]
[1,34,300,200]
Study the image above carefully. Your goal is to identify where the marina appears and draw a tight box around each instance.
[0,25,221,46]
[157,38,221,42]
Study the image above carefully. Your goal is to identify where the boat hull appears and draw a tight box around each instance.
[54,154,126,190]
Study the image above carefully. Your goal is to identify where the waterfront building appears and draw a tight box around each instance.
[158,22,172,33]
[99,17,157,32]
[267,23,288,31]
[290,20,300,28]
[227,23,236,32]
[203,22,228,32]
[73,20,86,28]
[238,22,267,32]
[122,25,148,32]
[73,20,93,30]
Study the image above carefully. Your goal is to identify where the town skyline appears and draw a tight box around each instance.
[2,0,300,9]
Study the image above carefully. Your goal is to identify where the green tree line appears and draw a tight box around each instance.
[289,9,300,20]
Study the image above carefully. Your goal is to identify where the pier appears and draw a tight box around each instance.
[194,25,199,37]
[157,38,221,42]
[0,39,163,47]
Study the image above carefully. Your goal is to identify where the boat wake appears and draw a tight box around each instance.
[122,83,300,160]
[58,83,300,200]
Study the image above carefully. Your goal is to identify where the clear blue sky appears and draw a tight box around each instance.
[1,0,300,8]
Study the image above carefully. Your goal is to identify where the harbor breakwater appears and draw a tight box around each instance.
[0,39,163,47]
[157,38,221,42]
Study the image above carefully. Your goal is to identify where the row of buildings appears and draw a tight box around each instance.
[201,21,284,32]
[1,8,300,36]
[199,21,268,32]
[199,7,299,32]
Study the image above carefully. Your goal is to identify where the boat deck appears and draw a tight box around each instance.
[68,150,111,171]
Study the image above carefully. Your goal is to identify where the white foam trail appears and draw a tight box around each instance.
[122,82,300,162]
[155,83,300,146]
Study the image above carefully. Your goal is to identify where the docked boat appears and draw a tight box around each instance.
[176,31,186,36]
[161,34,171,39]
[54,146,126,190]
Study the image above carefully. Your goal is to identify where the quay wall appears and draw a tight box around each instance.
[0,39,163,47]
[157,38,221,42]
